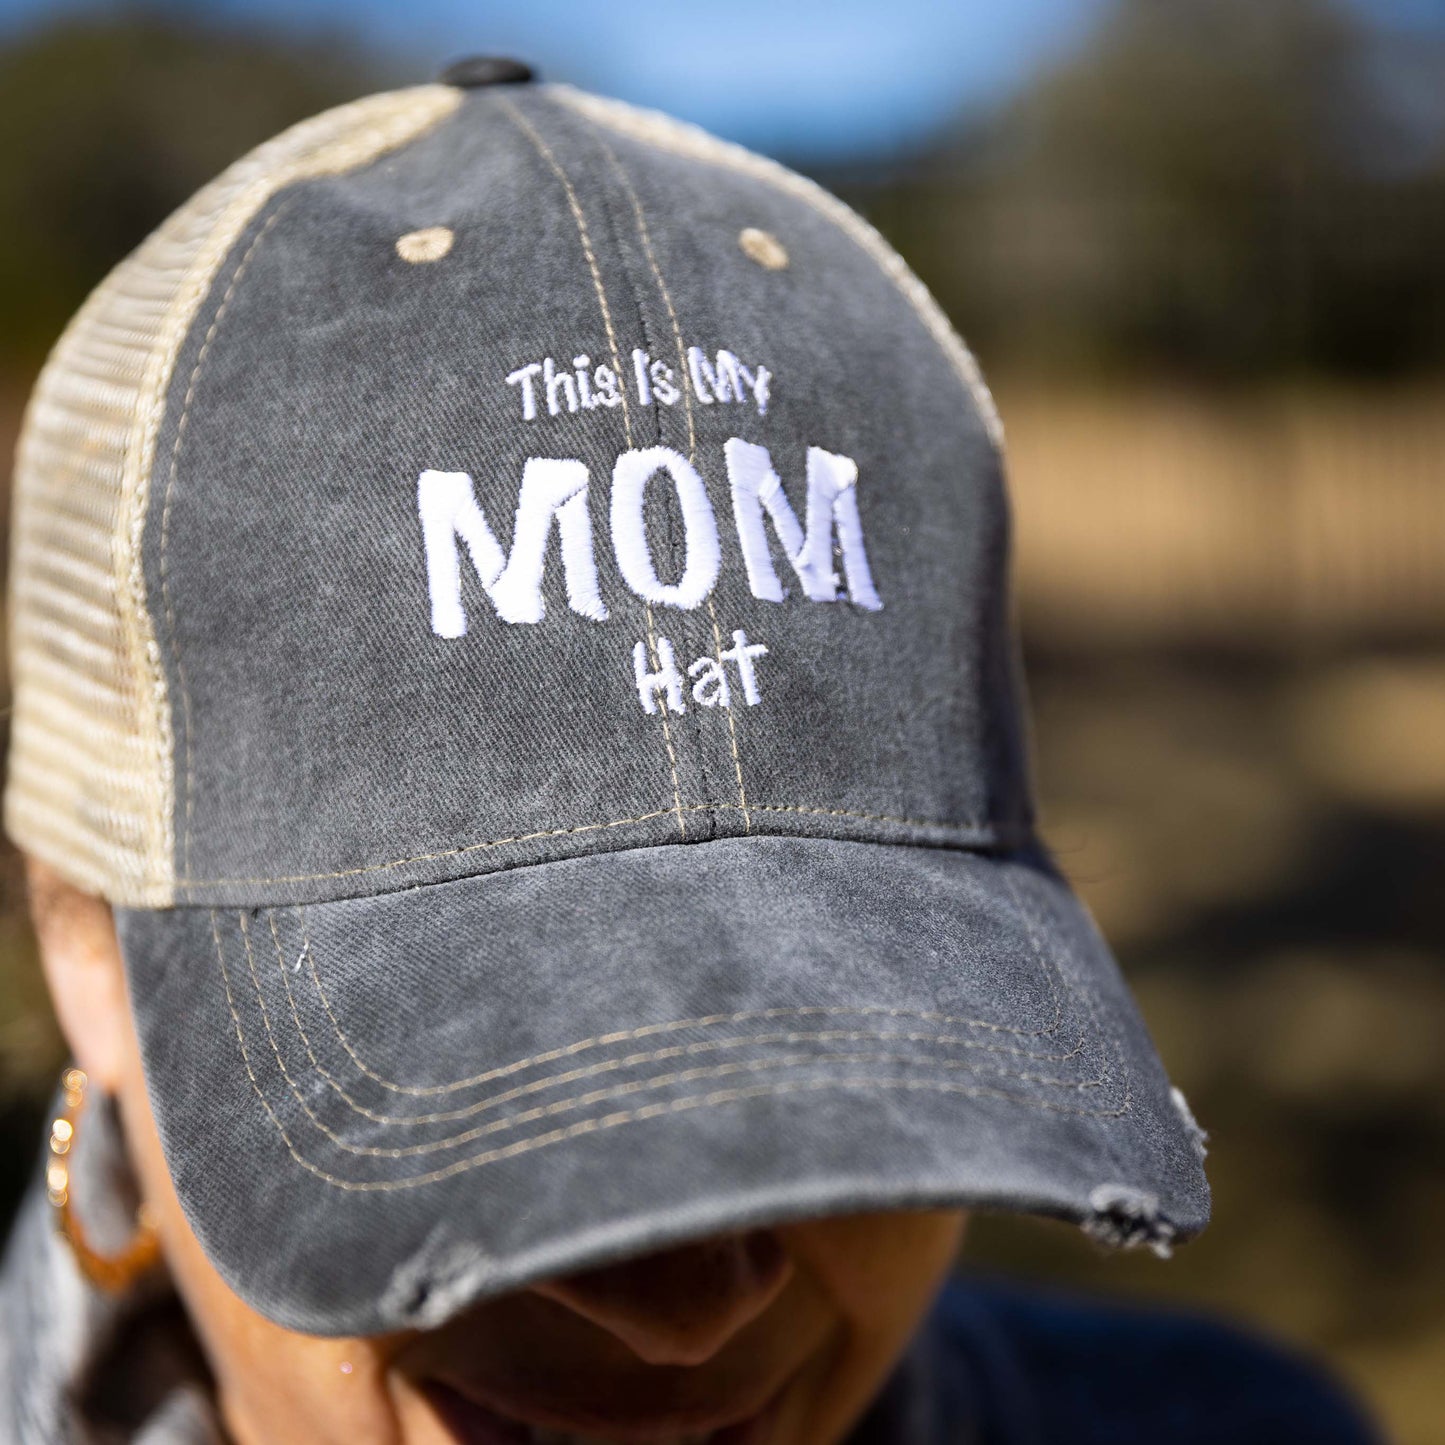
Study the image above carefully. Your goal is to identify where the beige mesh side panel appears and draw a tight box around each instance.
[6,84,461,906]
[552,86,1005,450]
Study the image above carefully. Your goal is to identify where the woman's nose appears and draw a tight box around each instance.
[529,1230,793,1366]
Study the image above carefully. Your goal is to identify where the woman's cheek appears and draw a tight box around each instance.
[773,1212,966,1444]
[116,1054,406,1445]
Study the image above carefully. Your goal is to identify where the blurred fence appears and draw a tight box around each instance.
[1003,386,1445,646]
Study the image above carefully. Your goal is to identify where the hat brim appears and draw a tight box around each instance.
[118,836,1208,1336]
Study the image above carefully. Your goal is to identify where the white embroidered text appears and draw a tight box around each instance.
[506,345,771,422]
[417,440,881,635]
[633,631,769,714]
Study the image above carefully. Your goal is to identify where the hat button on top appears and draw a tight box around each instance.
[438,56,536,88]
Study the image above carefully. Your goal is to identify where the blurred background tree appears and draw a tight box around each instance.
[0,1,1441,1440]
[0,10,377,369]
[855,0,1445,378]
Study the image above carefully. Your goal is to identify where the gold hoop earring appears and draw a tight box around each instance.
[47,1068,161,1292]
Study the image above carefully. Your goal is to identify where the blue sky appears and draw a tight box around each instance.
[0,0,1106,158]
[1,0,1440,160]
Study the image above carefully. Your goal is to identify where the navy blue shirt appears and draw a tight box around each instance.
[852,1277,1380,1444]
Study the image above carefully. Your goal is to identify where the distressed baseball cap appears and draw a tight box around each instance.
[6,61,1209,1335]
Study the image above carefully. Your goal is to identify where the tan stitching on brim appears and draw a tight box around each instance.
[272,903,1069,1108]
[211,909,1129,1194]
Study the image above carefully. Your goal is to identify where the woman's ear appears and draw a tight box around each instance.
[26,857,131,1093]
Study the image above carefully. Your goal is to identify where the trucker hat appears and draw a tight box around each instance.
[6,61,1209,1335]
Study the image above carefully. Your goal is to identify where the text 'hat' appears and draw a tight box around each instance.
[6,61,1209,1335]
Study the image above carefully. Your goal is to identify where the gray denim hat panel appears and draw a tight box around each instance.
[52,73,1214,1338]
[145,85,1029,907]
[117,836,1208,1337]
